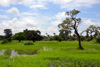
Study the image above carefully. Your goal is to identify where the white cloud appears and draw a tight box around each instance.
[0,15,9,19]
[51,12,67,26]
[0,17,48,35]
[83,19,95,26]
[6,7,20,15]
[0,17,38,34]
[1,0,100,9]
[0,0,10,7]
[21,12,38,16]
[51,21,61,26]
[54,12,67,21]
[30,5,47,9]
[47,26,59,35]
[50,0,100,9]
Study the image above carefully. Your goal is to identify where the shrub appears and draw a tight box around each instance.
[68,36,75,41]
[85,37,91,42]
[24,41,34,45]
[1,39,9,44]
[58,36,63,42]
[53,35,63,42]
[96,35,100,43]
[80,36,85,41]
[7,38,12,42]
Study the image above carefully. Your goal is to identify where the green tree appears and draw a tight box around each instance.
[4,29,12,39]
[25,30,43,42]
[58,9,84,49]
[59,29,71,40]
[85,28,89,38]
[13,32,25,42]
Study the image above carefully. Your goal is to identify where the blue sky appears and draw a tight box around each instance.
[0,0,100,35]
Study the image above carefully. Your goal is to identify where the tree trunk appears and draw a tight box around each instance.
[74,29,83,49]
[19,40,21,42]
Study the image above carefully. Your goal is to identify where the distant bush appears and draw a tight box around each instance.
[68,36,75,41]
[7,38,12,42]
[24,41,34,45]
[85,37,91,42]
[53,35,63,42]
[58,36,63,42]
[1,39,9,44]
[96,35,100,43]
[80,36,85,41]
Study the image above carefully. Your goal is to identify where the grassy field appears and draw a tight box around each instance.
[0,40,100,67]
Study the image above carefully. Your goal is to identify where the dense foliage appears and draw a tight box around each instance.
[13,32,26,42]
[4,29,12,39]
[24,41,34,45]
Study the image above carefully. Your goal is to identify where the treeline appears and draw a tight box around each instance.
[0,29,43,42]
[0,25,100,43]
[44,25,100,42]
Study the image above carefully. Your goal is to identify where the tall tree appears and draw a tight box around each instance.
[58,9,84,49]
[4,29,12,39]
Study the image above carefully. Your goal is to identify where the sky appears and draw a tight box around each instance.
[0,0,100,36]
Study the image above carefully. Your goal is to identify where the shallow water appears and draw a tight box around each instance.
[0,49,37,58]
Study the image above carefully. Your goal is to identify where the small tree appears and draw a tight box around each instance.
[58,9,84,49]
[13,32,25,42]
[4,29,12,39]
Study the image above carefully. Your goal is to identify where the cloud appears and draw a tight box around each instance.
[0,17,38,34]
[21,12,38,16]
[0,17,48,35]
[83,19,96,26]
[1,0,100,9]
[6,7,20,15]
[51,12,67,26]
[47,26,59,35]
[0,0,10,7]
[0,15,9,19]
[51,21,61,26]
[50,0,100,9]
[30,5,47,9]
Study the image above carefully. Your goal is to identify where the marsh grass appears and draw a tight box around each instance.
[0,40,100,67]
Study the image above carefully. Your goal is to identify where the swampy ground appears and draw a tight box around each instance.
[0,40,100,67]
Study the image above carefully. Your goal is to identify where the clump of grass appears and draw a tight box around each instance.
[1,39,9,44]
[24,41,34,45]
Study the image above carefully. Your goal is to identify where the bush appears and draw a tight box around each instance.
[80,36,85,41]
[58,36,63,42]
[1,39,9,44]
[7,38,12,42]
[24,41,34,45]
[69,36,75,41]
[96,35,100,43]
[85,37,91,42]
[53,35,63,42]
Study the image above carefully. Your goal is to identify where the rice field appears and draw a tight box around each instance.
[0,40,100,67]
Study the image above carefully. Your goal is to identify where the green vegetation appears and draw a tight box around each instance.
[96,35,100,43]
[1,39,9,44]
[24,41,34,45]
[0,40,100,67]
[0,9,100,67]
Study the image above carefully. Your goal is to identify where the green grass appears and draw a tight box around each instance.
[0,40,100,67]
